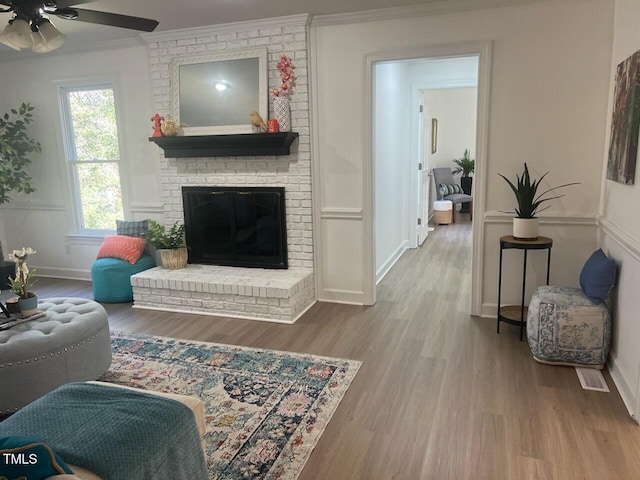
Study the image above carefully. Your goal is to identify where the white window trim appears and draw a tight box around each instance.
[55,74,131,236]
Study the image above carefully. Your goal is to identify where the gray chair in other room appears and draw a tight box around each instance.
[432,167,473,222]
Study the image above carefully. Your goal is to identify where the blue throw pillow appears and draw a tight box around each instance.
[579,249,617,304]
[0,436,73,479]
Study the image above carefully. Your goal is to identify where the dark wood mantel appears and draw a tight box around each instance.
[149,132,299,158]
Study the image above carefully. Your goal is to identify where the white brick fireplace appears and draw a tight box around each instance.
[133,15,315,323]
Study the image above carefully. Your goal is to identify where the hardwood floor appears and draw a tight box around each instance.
[6,218,640,479]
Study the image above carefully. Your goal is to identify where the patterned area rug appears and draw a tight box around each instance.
[100,332,361,480]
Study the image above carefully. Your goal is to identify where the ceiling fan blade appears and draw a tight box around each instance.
[55,7,159,32]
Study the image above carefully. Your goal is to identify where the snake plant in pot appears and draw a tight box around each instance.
[499,163,578,239]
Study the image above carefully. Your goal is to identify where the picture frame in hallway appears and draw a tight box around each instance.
[431,118,438,154]
[172,47,268,135]
[607,49,640,185]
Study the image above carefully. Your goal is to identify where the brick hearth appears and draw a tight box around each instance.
[131,264,315,324]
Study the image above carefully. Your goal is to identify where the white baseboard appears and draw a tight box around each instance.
[608,355,638,423]
[37,267,91,281]
[376,242,409,285]
[318,288,365,305]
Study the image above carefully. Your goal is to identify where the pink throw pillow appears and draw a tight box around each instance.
[96,235,145,264]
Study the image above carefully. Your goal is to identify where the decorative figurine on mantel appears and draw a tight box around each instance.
[151,113,164,138]
[161,119,179,136]
[249,110,268,133]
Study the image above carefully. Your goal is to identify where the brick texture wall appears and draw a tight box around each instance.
[144,18,312,269]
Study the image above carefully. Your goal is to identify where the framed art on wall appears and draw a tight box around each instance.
[431,118,438,154]
[607,49,640,185]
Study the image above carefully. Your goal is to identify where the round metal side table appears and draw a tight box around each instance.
[497,235,553,341]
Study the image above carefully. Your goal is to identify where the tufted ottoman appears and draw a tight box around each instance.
[0,298,112,413]
[526,286,612,368]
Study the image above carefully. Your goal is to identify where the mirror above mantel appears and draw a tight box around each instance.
[172,47,268,135]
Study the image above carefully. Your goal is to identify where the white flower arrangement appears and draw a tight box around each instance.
[8,247,37,299]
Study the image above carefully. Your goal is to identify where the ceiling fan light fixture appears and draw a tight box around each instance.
[5,17,32,49]
[0,24,22,51]
[37,18,66,51]
[31,29,47,53]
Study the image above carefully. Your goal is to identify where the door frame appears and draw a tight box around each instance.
[410,78,479,247]
[363,40,492,314]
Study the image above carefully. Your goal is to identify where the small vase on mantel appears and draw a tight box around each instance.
[513,218,539,240]
[273,96,291,132]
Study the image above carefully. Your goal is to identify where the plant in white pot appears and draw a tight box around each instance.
[8,247,38,316]
[146,220,188,269]
[499,163,578,240]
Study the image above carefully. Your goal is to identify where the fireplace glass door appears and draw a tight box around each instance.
[182,186,287,269]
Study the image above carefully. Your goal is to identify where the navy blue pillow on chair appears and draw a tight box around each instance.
[579,249,617,304]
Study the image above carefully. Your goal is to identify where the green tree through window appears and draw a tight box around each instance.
[62,86,124,231]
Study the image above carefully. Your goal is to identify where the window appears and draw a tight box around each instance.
[60,85,124,233]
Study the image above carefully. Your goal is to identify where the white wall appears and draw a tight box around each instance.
[311,0,613,306]
[422,87,477,216]
[423,88,477,172]
[599,0,640,420]
[0,16,313,279]
[374,62,411,281]
[0,45,160,279]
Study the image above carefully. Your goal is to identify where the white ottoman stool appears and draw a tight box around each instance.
[0,298,112,413]
[433,200,453,225]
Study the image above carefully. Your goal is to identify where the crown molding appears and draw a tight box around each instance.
[310,0,547,27]
[142,14,311,43]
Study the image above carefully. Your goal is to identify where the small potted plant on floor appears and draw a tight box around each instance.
[8,247,38,316]
[146,220,188,269]
[499,163,578,239]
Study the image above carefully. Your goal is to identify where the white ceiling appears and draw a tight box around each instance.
[0,0,545,51]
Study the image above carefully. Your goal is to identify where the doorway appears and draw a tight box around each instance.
[364,42,491,313]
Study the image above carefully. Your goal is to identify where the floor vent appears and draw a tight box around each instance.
[576,367,609,392]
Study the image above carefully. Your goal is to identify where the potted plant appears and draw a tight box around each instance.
[146,220,188,269]
[499,163,578,239]
[452,149,475,212]
[0,103,40,286]
[8,247,38,316]
[0,103,40,204]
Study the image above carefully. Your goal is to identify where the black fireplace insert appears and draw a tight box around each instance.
[182,186,287,269]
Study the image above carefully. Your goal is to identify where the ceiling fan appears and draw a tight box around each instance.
[0,0,159,52]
